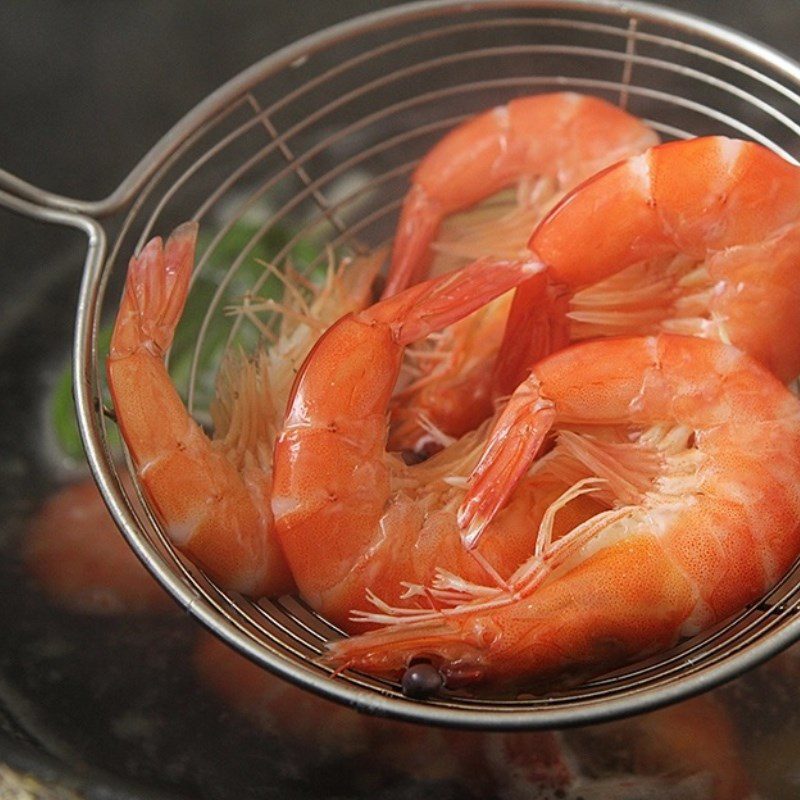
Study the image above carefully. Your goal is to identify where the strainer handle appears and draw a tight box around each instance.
[0,161,139,219]
[0,166,111,220]
[0,173,107,281]
[0,167,108,480]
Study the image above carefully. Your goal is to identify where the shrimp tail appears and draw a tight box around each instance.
[110,221,199,358]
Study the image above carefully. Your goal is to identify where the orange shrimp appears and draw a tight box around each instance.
[497,136,800,394]
[385,92,659,297]
[107,223,381,597]
[271,256,554,629]
[384,93,657,451]
[24,471,172,615]
[606,697,756,800]
[393,136,800,453]
[325,335,800,690]
[195,634,748,798]
[524,695,754,800]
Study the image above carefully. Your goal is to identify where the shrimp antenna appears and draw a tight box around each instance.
[253,257,311,315]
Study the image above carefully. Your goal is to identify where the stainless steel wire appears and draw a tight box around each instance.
[6,0,798,729]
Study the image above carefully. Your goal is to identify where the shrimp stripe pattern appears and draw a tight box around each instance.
[325,335,800,688]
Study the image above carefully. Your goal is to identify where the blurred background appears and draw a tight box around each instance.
[1,2,799,798]
[0,0,796,309]
[1,0,796,257]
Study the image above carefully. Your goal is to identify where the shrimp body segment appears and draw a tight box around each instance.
[385,92,659,296]
[326,335,800,688]
[272,257,545,629]
[499,136,800,391]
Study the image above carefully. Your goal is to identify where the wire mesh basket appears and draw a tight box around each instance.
[4,0,800,729]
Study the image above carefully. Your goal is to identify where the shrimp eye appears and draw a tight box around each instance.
[401,449,428,465]
[401,661,444,699]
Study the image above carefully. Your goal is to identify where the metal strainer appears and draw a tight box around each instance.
[3,0,800,730]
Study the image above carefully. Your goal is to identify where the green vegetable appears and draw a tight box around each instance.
[50,326,121,462]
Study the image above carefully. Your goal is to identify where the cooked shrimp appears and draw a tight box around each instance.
[271,256,551,629]
[384,93,657,450]
[606,696,756,800]
[24,472,172,615]
[107,223,381,596]
[495,695,754,800]
[485,694,736,799]
[326,335,800,689]
[497,136,800,393]
[385,92,659,297]
[395,136,800,453]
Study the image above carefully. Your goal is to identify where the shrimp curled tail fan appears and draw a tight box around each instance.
[324,335,800,689]
[110,222,198,359]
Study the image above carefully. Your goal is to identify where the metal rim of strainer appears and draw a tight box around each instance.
[3,0,800,730]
